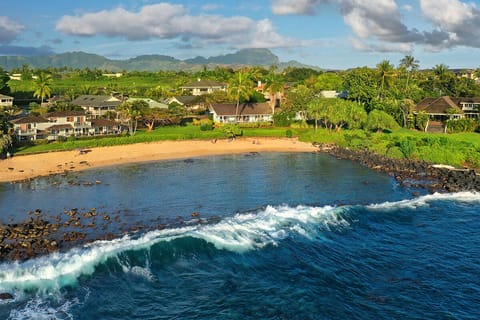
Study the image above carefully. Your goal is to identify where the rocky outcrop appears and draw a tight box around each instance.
[314,143,480,193]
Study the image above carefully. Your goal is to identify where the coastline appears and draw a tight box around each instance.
[0,137,318,183]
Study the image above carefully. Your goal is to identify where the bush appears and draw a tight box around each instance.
[285,129,293,138]
[365,110,400,132]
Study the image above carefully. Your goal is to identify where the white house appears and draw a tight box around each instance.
[0,94,14,108]
[180,79,227,96]
[209,103,273,124]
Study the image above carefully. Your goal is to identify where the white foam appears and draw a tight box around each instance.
[367,191,480,211]
[8,294,82,320]
[0,204,348,293]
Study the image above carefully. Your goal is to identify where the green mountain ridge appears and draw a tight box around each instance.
[0,49,319,72]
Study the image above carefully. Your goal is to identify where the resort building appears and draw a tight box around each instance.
[12,111,123,141]
[71,95,122,118]
[209,103,274,124]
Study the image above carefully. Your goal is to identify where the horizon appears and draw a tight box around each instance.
[1,1,480,70]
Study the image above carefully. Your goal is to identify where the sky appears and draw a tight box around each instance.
[1,0,480,70]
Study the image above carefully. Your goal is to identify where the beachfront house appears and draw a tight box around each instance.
[413,96,480,132]
[209,102,274,124]
[11,115,50,140]
[180,79,227,96]
[12,111,124,141]
[71,95,122,118]
[89,118,123,136]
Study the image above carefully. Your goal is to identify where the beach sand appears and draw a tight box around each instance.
[0,137,317,183]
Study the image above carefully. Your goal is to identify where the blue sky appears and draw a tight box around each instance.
[1,0,480,70]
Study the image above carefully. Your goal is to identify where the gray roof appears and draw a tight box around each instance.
[71,95,121,107]
[47,110,86,117]
[11,115,48,124]
[45,124,73,131]
[210,103,273,116]
[172,95,199,105]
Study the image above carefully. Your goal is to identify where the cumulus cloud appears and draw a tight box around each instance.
[271,0,480,52]
[0,16,25,43]
[420,0,480,48]
[56,3,301,49]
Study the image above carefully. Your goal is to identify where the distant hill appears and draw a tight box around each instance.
[0,49,319,72]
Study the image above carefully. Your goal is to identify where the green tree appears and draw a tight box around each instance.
[228,69,253,120]
[399,55,419,95]
[307,98,324,132]
[0,67,10,95]
[263,70,285,110]
[376,60,396,99]
[283,84,315,119]
[342,67,378,110]
[315,72,343,91]
[365,109,400,132]
[33,72,53,104]
[117,100,148,135]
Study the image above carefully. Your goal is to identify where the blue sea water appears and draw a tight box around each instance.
[0,152,479,319]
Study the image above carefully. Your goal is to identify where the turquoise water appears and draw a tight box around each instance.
[1,153,479,319]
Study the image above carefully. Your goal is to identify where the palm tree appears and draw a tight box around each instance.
[432,64,452,96]
[263,71,285,113]
[33,72,53,104]
[399,55,419,94]
[376,60,396,99]
[228,69,253,121]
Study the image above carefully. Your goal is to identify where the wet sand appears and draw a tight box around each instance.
[0,138,317,183]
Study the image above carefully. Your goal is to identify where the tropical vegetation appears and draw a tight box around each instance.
[2,57,480,169]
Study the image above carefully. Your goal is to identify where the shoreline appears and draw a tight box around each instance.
[0,137,318,183]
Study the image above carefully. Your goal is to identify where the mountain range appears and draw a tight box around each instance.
[0,48,318,72]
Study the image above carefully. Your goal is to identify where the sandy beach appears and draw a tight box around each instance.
[0,137,317,183]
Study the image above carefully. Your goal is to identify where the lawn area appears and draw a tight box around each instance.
[14,125,295,155]
[302,128,480,168]
[13,124,480,169]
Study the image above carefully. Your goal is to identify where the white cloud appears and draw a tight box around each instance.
[271,0,329,15]
[271,0,480,52]
[0,16,25,44]
[56,3,301,50]
[420,0,480,48]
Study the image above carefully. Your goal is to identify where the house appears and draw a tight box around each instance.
[413,96,480,132]
[71,95,122,118]
[11,115,50,140]
[180,79,227,96]
[12,111,124,141]
[167,95,204,110]
[44,111,91,139]
[89,118,123,136]
[0,94,14,108]
[209,103,274,124]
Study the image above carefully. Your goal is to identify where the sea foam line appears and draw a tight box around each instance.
[367,191,480,211]
[0,204,348,293]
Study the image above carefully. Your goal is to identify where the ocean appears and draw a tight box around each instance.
[0,152,479,319]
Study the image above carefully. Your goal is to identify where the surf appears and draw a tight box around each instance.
[1,191,477,296]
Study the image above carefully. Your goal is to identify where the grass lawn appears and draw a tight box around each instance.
[14,125,294,155]
[13,124,480,169]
